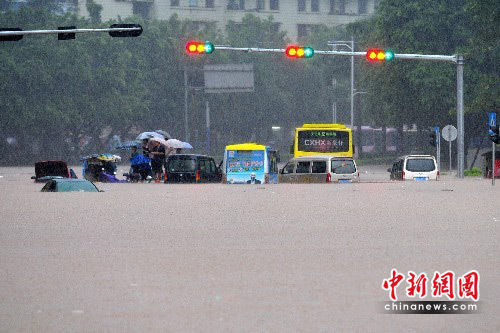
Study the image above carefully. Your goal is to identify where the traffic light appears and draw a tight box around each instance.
[429,131,437,147]
[0,28,23,42]
[185,41,214,54]
[108,24,143,37]
[365,49,395,63]
[489,124,499,144]
[58,26,76,40]
[285,46,314,58]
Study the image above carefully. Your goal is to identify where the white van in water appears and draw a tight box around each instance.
[279,157,359,183]
[388,155,439,181]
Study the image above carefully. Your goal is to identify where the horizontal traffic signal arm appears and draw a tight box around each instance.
[207,45,460,63]
[0,24,142,41]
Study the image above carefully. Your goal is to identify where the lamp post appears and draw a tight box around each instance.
[327,39,354,128]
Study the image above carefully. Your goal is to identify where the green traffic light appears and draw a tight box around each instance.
[304,47,314,58]
[385,50,394,61]
[204,41,214,54]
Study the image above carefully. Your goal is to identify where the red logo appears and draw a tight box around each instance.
[382,270,480,301]
[432,271,455,300]
[407,271,428,298]
[382,269,405,301]
[458,270,480,301]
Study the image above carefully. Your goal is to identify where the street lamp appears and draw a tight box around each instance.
[327,39,354,128]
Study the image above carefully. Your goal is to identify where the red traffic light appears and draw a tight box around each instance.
[185,41,214,54]
[285,45,314,58]
[366,49,394,62]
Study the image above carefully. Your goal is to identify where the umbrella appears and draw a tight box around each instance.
[150,137,193,149]
[136,131,165,141]
[149,137,170,147]
[166,139,193,149]
[115,140,141,150]
[154,130,172,140]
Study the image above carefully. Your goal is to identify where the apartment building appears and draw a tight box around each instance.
[76,0,378,40]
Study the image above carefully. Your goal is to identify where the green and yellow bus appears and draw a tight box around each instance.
[293,124,353,158]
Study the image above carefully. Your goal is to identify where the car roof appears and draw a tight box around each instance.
[405,155,435,158]
[168,154,212,158]
[291,156,354,161]
[52,179,92,183]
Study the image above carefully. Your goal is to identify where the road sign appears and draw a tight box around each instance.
[488,112,497,136]
[442,125,457,142]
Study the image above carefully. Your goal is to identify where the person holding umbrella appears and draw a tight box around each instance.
[150,140,166,183]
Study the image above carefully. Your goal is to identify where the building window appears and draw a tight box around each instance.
[270,0,279,10]
[297,24,317,38]
[189,0,198,7]
[227,0,245,10]
[256,0,264,10]
[358,0,367,14]
[297,24,307,38]
[206,0,214,8]
[298,0,305,12]
[329,0,335,14]
[311,0,319,12]
[171,0,179,6]
[133,1,152,19]
[338,0,345,14]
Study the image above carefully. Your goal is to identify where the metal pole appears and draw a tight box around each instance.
[184,67,189,142]
[350,39,354,129]
[456,55,465,178]
[449,134,452,172]
[206,99,211,154]
[332,102,337,123]
[437,128,441,174]
[493,143,496,186]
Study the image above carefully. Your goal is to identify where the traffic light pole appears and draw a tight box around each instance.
[210,45,466,177]
[0,27,142,37]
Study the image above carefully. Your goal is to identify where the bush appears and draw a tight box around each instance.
[464,167,482,177]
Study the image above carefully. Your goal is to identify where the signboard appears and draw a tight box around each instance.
[204,64,254,93]
[226,150,265,184]
[488,112,497,136]
[297,130,349,153]
[442,125,457,142]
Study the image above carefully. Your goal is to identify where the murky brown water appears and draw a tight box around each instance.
[0,166,498,331]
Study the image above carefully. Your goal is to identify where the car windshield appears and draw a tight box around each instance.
[406,158,435,172]
[56,181,98,192]
[331,160,356,174]
[169,156,197,172]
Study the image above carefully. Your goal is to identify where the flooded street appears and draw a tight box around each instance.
[0,166,498,331]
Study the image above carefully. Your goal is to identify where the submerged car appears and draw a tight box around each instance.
[388,155,439,181]
[279,156,360,183]
[31,160,77,183]
[164,154,222,183]
[41,179,100,192]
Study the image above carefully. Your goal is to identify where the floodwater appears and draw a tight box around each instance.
[0,166,498,331]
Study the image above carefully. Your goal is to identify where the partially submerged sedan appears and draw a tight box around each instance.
[41,179,100,192]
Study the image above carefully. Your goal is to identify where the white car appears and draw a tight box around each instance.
[388,155,439,181]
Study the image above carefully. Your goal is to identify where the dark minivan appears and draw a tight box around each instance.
[164,154,222,183]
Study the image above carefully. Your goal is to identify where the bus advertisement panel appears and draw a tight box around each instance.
[294,124,353,158]
[226,149,265,184]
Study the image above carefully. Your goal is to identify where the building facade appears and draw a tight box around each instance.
[77,0,378,41]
